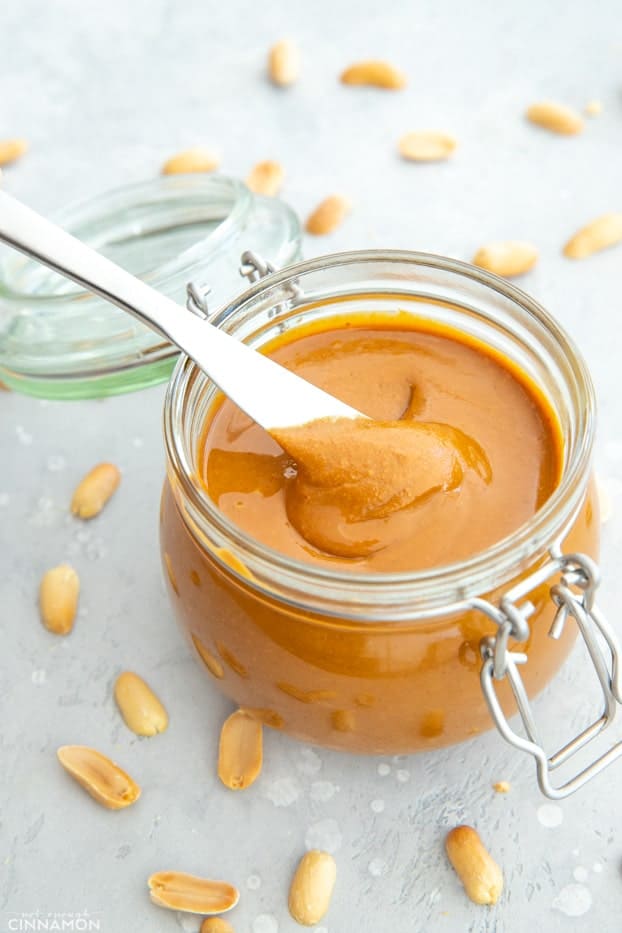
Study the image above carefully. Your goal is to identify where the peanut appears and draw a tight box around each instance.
[39,564,79,635]
[526,101,584,135]
[162,147,220,175]
[218,709,263,790]
[585,99,603,117]
[288,850,337,926]
[492,781,511,793]
[399,131,457,162]
[148,872,239,914]
[445,825,503,905]
[71,462,120,519]
[340,61,406,89]
[246,160,284,197]
[0,138,28,166]
[305,195,351,236]
[563,213,622,259]
[114,671,168,737]
[57,745,140,809]
[472,241,538,278]
[268,39,300,87]
[201,919,235,933]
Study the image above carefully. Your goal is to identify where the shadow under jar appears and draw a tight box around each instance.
[160,251,602,787]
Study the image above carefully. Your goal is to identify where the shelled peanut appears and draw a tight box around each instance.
[71,462,120,519]
[114,671,169,736]
[288,850,337,925]
[445,825,503,905]
[39,564,80,635]
[148,872,239,915]
[57,746,141,809]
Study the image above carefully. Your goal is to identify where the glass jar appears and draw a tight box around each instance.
[161,250,618,798]
[0,175,301,399]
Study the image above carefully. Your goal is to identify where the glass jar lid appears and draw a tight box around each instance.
[0,175,302,399]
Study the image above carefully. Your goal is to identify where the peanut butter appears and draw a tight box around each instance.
[203,322,561,572]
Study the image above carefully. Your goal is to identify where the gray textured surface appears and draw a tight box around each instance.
[2,1,622,930]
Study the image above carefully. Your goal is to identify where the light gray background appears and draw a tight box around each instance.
[1,1,622,930]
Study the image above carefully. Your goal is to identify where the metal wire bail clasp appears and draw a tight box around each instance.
[474,551,622,798]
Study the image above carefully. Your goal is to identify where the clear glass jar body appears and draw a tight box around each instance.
[160,251,599,753]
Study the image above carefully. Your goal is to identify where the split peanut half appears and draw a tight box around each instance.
[526,101,584,135]
[39,564,80,635]
[268,39,300,87]
[305,196,351,236]
[472,241,538,278]
[148,871,239,914]
[585,100,603,117]
[246,160,284,197]
[57,745,141,809]
[71,462,121,519]
[288,850,337,926]
[563,213,622,259]
[445,825,503,905]
[162,147,221,175]
[0,138,28,166]
[399,131,457,162]
[218,709,263,790]
[114,671,169,736]
[340,61,406,89]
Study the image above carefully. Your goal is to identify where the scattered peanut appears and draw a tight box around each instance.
[162,147,221,175]
[445,825,503,905]
[0,138,28,166]
[148,872,239,914]
[246,160,284,196]
[472,241,538,278]
[57,745,141,809]
[305,195,351,236]
[399,131,457,162]
[526,101,584,135]
[114,671,169,737]
[268,39,301,87]
[39,564,80,635]
[71,462,121,519]
[201,919,235,933]
[288,850,337,926]
[585,99,603,117]
[340,61,406,89]
[492,781,511,793]
[218,709,263,790]
[563,213,622,259]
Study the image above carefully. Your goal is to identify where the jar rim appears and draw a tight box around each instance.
[164,249,596,617]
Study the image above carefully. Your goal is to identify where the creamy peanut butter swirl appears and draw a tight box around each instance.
[271,417,491,558]
[202,324,561,573]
